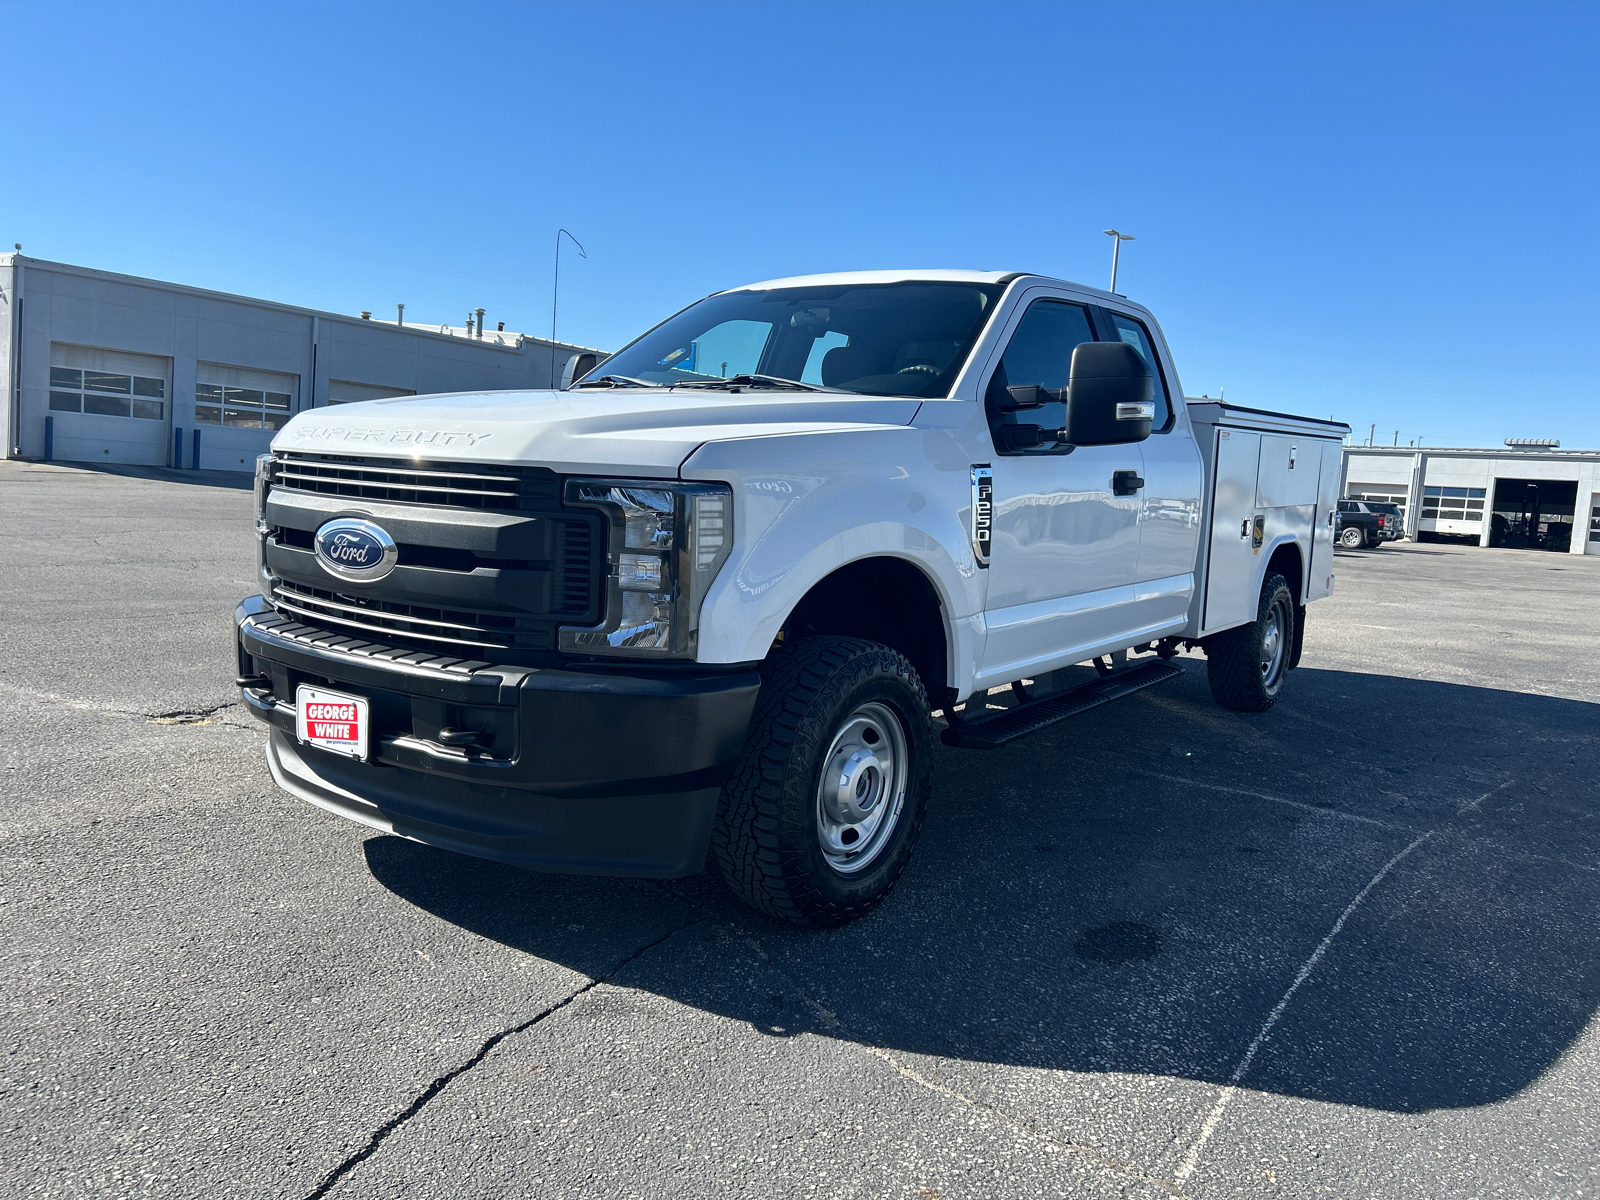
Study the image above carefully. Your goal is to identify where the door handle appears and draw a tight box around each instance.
[1112,470,1144,497]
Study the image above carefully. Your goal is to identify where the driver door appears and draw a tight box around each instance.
[976,297,1146,686]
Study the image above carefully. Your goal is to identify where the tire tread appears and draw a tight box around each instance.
[711,635,931,927]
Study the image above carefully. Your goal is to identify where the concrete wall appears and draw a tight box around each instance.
[2,255,599,472]
[1,258,15,458]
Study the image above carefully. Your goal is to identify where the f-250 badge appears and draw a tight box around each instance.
[970,465,993,567]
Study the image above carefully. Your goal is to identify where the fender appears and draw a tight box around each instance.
[681,426,984,696]
[1257,530,1308,601]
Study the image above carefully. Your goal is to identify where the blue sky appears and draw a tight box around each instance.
[5,2,1596,447]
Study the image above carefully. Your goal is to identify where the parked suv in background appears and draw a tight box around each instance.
[1337,500,1396,546]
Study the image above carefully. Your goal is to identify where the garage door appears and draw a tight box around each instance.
[194,362,300,472]
[48,344,171,467]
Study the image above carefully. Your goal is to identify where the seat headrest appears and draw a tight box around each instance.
[821,344,877,388]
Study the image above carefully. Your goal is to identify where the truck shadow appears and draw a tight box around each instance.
[363,664,1600,1115]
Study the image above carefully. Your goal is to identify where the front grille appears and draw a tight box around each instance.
[272,451,560,512]
[264,453,601,661]
[271,579,555,654]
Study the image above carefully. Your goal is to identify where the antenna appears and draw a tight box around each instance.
[552,229,587,388]
[1103,229,1134,293]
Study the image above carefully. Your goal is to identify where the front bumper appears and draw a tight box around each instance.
[235,596,760,877]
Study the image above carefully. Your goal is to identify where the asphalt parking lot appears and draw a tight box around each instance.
[4,459,1598,1200]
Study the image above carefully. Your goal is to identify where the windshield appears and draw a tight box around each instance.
[579,281,1007,396]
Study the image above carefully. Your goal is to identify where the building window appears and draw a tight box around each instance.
[1421,486,1486,522]
[195,384,292,429]
[194,363,298,430]
[1590,503,1600,543]
[1346,484,1408,506]
[48,366,165,420]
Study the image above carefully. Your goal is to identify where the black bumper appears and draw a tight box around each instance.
[235,596,760,877]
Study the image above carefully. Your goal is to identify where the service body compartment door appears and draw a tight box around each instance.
[1203,428,1261,633]
[1255,435,1321,509]
[1306,440,1342,599]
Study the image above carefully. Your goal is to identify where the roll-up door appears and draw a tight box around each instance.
[195,362,299,471]
[48,344,172,466]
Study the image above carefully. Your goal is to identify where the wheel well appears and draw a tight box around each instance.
[1267,541,1303,603]
[779,558,951,707]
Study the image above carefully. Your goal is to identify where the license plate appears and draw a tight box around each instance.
[296,685,370,762]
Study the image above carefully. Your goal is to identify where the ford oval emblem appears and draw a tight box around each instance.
[314,519,398,583]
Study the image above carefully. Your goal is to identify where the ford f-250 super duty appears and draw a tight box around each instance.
[235,270,1349,926]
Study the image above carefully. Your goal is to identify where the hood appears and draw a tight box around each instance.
[271,388,923,476]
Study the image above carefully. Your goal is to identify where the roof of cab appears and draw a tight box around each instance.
[721,268,1017,291]
[719,267,1126,302]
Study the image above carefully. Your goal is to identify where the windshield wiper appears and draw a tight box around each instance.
[674,373,824,392]
[572,375,658,389]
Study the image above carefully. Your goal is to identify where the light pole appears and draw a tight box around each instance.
[1104,229,1134,293]
[551,228,587,388]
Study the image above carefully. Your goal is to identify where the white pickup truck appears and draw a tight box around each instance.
[235,270,1348,926]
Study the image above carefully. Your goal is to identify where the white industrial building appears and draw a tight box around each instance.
[1342,443,1599,555]
[0,252,602,473]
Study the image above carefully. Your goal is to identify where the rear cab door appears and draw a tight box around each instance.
[1094,303,1203,634]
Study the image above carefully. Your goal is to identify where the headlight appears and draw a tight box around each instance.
[560,479,733,658]
[253,453,275,594]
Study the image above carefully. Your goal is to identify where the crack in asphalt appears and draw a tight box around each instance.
[301,914,712,1200]
[0,679,245,726]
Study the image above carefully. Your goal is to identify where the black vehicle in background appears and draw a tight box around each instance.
[1344,500,1404,540]
[1335,502,1385,549]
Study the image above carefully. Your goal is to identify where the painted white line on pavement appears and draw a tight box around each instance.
[1138,771,1402,829]
[1172,831,1434,1185]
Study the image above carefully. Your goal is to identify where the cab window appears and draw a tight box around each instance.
[984,300,1096,455]
[1103,311,1172,431]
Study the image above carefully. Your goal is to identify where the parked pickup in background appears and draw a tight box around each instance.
[1342,498,1403,541]
[1337,500,1393,547]
[235,270,1350,926]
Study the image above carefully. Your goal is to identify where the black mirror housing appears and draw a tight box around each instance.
[1063,341,1154,446]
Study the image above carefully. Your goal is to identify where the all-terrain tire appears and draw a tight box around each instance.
[1206,572,1296,713]
[711,636,933,927]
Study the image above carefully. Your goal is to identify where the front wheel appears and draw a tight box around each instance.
[1206,572,1296,713]
[711,636,933,927]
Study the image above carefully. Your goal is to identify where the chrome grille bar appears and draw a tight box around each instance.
[273,586,503,635]
[272,593,512,651]
[276,457,523,484]
[275,469,520,500]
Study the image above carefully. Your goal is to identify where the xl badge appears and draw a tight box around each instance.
[314,519,399,583]
[970,465,993,568]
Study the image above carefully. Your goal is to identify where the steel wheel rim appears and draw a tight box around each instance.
[1260,596,1291,691]
[815,701,909,875]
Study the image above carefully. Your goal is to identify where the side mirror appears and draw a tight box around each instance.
[1062,342,1154,446]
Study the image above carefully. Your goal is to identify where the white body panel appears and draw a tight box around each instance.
[269,271,1348,703]
[1186,402,1349,638]
[1308,440,1342,598]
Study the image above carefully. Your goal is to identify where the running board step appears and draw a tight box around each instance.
[941,660,1184,750]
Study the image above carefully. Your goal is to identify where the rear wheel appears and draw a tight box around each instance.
[1206,572,1295,713]
[712,636,933,927]
[1339,526,1365,548]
